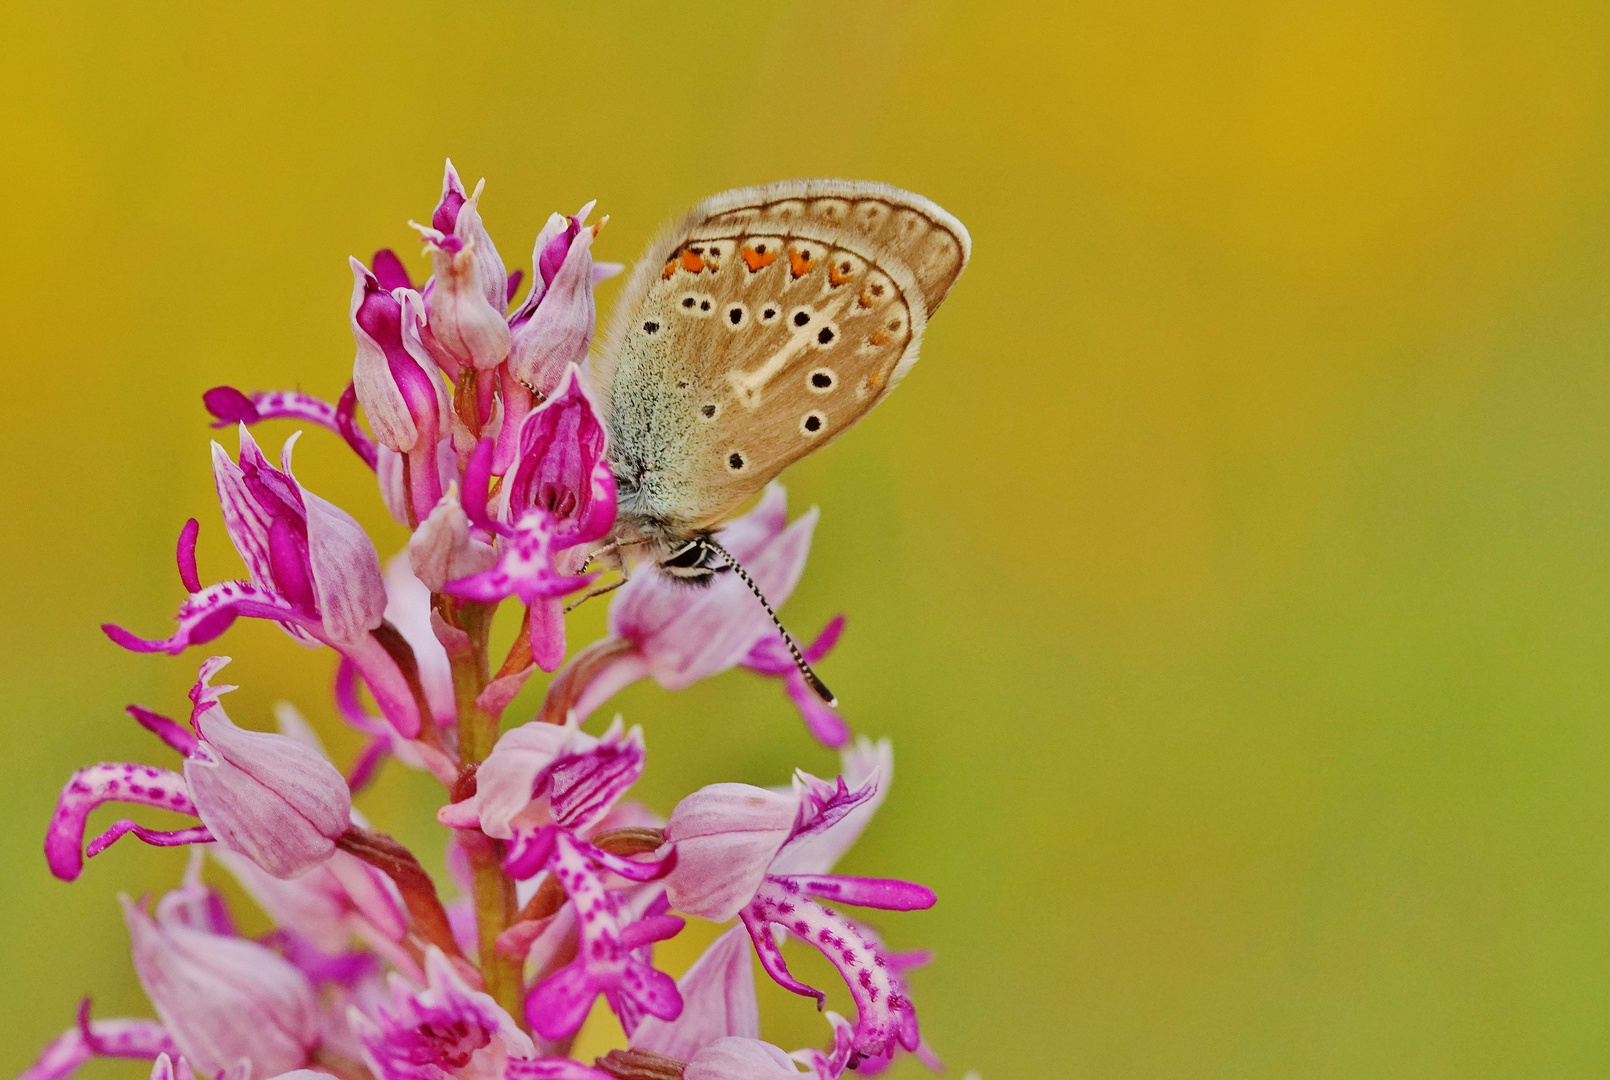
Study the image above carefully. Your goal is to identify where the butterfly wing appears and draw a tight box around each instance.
[594,180,970,539]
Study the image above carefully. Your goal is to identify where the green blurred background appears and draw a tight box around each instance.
[5,1,1610,1076]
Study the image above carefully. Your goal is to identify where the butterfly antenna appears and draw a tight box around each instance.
[702,538,837,707]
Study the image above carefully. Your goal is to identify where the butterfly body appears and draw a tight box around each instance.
[590,179,970,578]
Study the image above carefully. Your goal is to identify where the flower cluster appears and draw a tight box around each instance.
[24,162,940,1080]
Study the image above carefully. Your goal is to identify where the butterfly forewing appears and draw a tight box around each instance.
[595,180,969,541]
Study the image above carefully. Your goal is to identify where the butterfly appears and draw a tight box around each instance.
[586,180,970,699]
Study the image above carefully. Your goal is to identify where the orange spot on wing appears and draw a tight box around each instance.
[661,258,678,280]
[680,250,707,274]
[868,329,891,347]
[788,249,816,278]
[741,245,777,272]
[828,260,857,287]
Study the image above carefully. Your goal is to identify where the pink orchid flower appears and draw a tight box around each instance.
[103,427,423,738]
[446,364,616,671]
[45,657,352,881]
[438,718,682,1040]
[569,484,850,747]
[663,739,931,1066]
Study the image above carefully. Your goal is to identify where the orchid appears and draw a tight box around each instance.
[564,484,851,747]
[24,160,955,1080]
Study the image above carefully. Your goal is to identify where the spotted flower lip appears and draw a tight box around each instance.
[45,657,353,882]
[18,1000,179,1080]
[567,484,849,746]
[123,891,321,1078]
[663,740,933,1065]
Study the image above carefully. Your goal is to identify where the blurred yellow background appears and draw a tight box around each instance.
[5,1,1610,1076]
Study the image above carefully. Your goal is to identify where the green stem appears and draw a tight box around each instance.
[444,597,527,1028]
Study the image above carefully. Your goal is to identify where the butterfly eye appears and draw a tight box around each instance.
[800,411,826,436]
[790,307,813,328]
[808,368,836,393]
[725,304,747,329]
[726,451,747,472]
[641,320,660,335]
[761,307,779,321]
[813,324,839,348]
[700,403,719,420]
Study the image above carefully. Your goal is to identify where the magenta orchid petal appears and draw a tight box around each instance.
[739,905,826,1007]
[433,161,509,312]
[785,874,937,912]
[443,509,593,606]
[202,385,260,425]
[786,673,852,747]
[504,1062,614,1080]
[408,485,497,592]
[743,878,921,1062]
[527,596,568,673]
[204,387,380,469]
[46,763,197,880]
[547,720,646,831]
[631,925,760,1061]
[303,486,388,644]
[417,223,511,373]
[124,894,321,1077]
[372,247,414,292]
[19,1005,178,1080]
[127,704,199,756]
[565,834,673,883]
[618,914,685,951]
[779,771,879,863]
[523,833,683,1040]
[503,364,616,547]
[351,946,533,1080]
[86,821,214,858]
[503,824,559,881]
[103,580,295,653]
[349,258,420,452]
[175,519,202,593]
[662,783,797,921]
[771,739,892,877]
[790,1012,857,1080]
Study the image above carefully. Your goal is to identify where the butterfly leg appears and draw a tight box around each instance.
[563,578,626,614]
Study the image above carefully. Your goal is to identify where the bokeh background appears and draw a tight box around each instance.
[5,1,1610,1076]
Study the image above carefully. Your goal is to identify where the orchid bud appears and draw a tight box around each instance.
[506,206,600,400]
[417,228,511,374]
[122,895,320,1078]
[432,159,508,313]
[349,259,446,454]
[183,658,352,879]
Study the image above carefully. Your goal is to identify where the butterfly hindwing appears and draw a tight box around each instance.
[595,180,969,538]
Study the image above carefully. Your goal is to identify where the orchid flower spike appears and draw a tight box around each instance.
[45,657,353,881]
